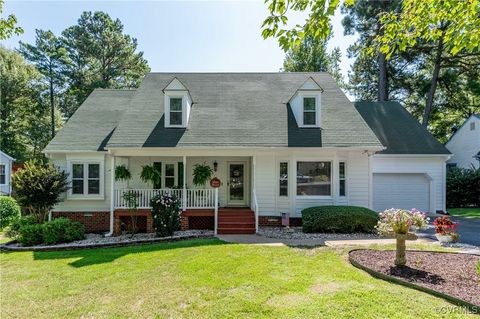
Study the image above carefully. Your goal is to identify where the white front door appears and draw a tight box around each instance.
[227,162,247,206]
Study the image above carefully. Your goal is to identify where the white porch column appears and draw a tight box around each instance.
[182,155,187,211]
[107,155,115,236]
[252,155,258,233]
[214,188,218,235]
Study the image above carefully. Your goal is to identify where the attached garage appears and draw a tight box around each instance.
[355,101,452,213]
[373,173,430,212]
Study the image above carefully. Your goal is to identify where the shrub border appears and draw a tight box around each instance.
[348,249,480,311]
[0,233,215,252]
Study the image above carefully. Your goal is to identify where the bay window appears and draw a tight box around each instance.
[297,161,331,196]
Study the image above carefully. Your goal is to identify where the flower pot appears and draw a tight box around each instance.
[435,233,454,243]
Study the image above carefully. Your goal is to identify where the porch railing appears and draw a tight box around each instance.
[114,188,216,209]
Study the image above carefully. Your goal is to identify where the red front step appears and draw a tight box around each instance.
[217,209,255,234]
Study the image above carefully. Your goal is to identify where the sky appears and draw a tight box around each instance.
[2,0,358,81]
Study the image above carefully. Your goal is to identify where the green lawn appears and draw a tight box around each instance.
[0,239,475,318]
[448,208,480,218]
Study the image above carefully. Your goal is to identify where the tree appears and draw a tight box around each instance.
[19,30,68,138]
[282,36,344,86]
[60,11,150,117]
[0,0,23,40]
[0,47,59,161]
[375,0,480,126]
[12,161,69,224]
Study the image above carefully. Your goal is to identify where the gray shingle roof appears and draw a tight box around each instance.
[354,101,450,155]
[106,73,382,148]
[44,89,135,152]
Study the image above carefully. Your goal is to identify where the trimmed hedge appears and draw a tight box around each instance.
[8,216,85,246]
[446,167,479,208]
[302,206,379,233]
[0,196,21,229]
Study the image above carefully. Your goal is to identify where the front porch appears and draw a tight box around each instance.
[111,155,259,235]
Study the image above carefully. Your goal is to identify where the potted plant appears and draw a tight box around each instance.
[115,165,132,182]
[433,216,459,243]
[140,165,162,189]
[192,163,214,206]
[376,208,429,266]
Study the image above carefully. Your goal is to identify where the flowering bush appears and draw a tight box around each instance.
[376,208,429,235]
[150,193,181,237]
[433,216,458,235]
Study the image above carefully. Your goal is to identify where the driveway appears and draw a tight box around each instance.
[418,215,480,246]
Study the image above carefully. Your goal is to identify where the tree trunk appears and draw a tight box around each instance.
[378,52,388,101]
[422,35,444,127]
[49,65,55,138]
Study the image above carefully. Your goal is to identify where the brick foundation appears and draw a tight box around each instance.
[259,216,302,227]
[114,209,153,235]
[51,211,110,233]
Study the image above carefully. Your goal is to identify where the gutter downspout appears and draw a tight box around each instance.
[105,155,115,237]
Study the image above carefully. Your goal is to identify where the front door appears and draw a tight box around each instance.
[227,162,247,206]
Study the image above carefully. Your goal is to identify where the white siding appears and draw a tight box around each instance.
[371,155,448,212]
[347,152,370,208]
[0,151,14,195]
[255,153,276,214]
[446,116,480,169]
[51,153,112,212]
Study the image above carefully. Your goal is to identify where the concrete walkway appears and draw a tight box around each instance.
[217,234,435,247]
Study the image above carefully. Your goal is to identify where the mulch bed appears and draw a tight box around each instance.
[349,249,480,307]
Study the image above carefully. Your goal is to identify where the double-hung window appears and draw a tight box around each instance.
[297,161,331,196]
[70,162,102,197]
[164,163,176,188]
[303,97,316,125]
[169,97,183,126]
[339,162,346,197]
[0,165,5,185]
[279,162,288,197]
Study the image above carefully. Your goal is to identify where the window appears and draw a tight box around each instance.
[164,163,176,188]
[0,165,5,185]
[303,97,316,125]
[471,122,476,130]
[339,162,346,196]
[70,162,102,196]
[297,161,331,196]
[169,97,183,125]
[279,162,288,197]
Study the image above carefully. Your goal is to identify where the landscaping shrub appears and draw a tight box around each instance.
[12,161,69,223]
[0,196,21,229]
[18,223,44,246]
[42,217,85,245]
[7,216,85,246]
[150,193,181,237]
[446,167,480,208]
[302,206,379,233]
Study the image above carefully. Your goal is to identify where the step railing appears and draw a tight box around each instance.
[114,188,216,210]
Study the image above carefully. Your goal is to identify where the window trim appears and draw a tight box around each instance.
[169,97,183,126]
[165,93,188,128]
[162,162,178,188]
[302,96,317,126]
[0,164,5,185]
[278,161,289,197]
[67,160,104,199]
[296,160,333,199]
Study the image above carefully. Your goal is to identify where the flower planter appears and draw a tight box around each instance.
[435,233,454,243]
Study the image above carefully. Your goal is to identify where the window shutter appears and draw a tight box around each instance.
[178,162,184,187]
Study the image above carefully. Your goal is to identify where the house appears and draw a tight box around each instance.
[0,150,15,195]
[43,73,450,235]
[445,114,480,169]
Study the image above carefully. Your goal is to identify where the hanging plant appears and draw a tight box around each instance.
[114,165,132,181]
[192,163,214,188]
[140,165,162,188]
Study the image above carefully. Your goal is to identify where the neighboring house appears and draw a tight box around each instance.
[0,151,15,195]
[43,73,450,235]
[445,114,480,169]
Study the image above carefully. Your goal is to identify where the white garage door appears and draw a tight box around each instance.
[373,173,430,212]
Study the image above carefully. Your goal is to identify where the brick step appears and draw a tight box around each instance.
[218,211,254,216]
[218,222,255,228]
[218,215,255,220]
[217,228,256,234]
[218,219,255,224]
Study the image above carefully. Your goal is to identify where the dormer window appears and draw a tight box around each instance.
[169,97,183,125]
[288,77,323,128]
[303,97,316,126]
[163,77,192,128]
